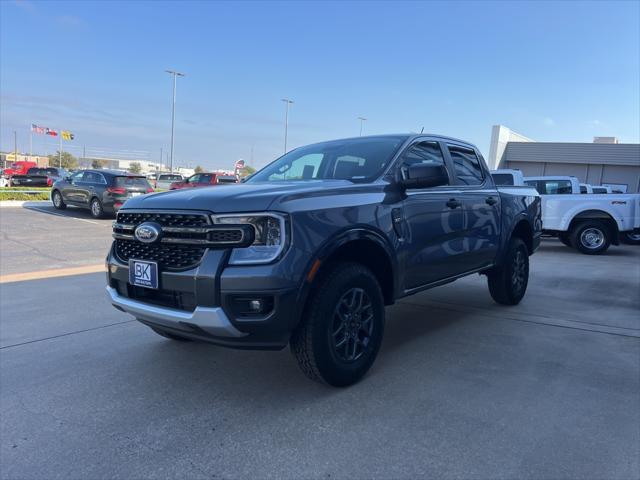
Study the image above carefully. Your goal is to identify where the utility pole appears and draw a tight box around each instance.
[14,130,18,164]
[281,98,294,153]
[165,70,185,173]
[358,117,367,136]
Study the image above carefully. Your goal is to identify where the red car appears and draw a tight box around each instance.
[169,172,238,190]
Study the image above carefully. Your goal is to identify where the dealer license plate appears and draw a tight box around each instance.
[128,259,158,289]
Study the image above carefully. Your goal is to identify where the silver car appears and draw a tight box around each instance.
[154,173,184,190]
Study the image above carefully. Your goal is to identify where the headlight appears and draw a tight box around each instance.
[211,212,289,265]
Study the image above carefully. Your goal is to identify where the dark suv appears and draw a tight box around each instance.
[106,135,541,386]
[52,169,153,218]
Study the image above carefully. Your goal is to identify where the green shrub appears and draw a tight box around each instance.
[0,187,51,192]
[0,192,51,201]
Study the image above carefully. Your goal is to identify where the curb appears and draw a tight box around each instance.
[0,200,52,208]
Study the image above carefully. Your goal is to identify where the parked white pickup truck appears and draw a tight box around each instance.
[491,172,640,253]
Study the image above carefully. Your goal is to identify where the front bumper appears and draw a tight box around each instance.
[106,242,307,349]
[107,286,246,337]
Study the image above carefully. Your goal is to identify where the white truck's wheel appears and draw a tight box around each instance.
[622,232,640,245]
[570,220,611,255]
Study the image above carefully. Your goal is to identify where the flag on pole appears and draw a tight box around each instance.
[31,124,46,134]
[45,128,58,137]
[61,131,75,141]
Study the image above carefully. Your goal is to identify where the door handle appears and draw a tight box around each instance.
[486,196,498,206]
[446,198,462,209]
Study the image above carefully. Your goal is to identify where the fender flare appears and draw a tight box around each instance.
[294,226,399,317]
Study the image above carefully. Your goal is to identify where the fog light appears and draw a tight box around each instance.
[229,295,275,317]
[249,299,263,312]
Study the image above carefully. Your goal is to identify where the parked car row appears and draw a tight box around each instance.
[51,169,154,218]
[491,170,640,252]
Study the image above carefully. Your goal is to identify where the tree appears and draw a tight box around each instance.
[47,151,78,170]
[128,162,142,174]
[238,165,256,178]
[91,159,106,169]
[194,165,204,173]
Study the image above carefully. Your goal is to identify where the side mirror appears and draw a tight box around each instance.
[400,164,449,189]
[65,176,72,182]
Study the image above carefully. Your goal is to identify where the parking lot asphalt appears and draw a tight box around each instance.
[0,205,113,276]
[1,207,639,479]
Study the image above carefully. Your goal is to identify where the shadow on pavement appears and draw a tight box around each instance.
[24,204,115,221]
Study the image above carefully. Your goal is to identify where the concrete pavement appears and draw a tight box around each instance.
[1,236,638,479]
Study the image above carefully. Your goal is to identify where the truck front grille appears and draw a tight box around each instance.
[115,239,205,270]
[112,210,252,270]
[116,212,209,228]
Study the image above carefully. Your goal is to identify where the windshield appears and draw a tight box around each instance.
[248,136,408,183]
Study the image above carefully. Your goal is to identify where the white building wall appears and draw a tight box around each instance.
[487,125,534,170]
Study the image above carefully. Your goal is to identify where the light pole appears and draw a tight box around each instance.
[281,98,294,153]
[358,117,367,136]
[166,69,185,173]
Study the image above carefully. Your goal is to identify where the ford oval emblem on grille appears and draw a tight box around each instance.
[134,222,161,244]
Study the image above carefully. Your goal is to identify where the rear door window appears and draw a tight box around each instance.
[82,172,106,184]
[448,146,484,185]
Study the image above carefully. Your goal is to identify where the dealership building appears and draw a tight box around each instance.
[487,125,640,193]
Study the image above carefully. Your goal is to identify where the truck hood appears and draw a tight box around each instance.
[122,180,358,213]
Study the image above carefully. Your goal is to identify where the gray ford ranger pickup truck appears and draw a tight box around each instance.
[106,134,541,386]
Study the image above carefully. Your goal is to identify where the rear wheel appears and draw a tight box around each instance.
[558,232,572,247]
[487,237,529,306]
[90,197,104,218]
[570,220,611,254]
[290,262,385,387]
[150,327,193,342]
[51,190,66,210]
[622,232,640,246]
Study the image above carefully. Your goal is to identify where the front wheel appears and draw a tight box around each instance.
[290,262,385,387]
[51,190,66,210]
[487,237,529,306]
[90,197,104,218]
[570,220,611,254]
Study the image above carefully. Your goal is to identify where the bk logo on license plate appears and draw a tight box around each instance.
[128,260,158,289]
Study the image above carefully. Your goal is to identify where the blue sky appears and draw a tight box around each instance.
[1,0,638,170]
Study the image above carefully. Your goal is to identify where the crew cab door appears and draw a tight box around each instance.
[445,144,501,269]
[396,140,467,289]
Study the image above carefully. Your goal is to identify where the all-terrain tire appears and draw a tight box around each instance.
[569,220,611,255]
[290,262,385,387]
[487,237,529,306]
